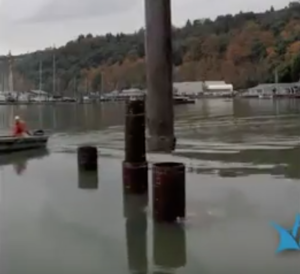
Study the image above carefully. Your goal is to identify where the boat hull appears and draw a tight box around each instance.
[0,136,49,153]
[174,96,195,104]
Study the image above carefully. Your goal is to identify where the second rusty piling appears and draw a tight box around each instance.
[77,145,98,189]
[77,146,98,171]
[152,162,185,222]
[124,99,146,163]
[153,223,186,269]
[122,99,148,194]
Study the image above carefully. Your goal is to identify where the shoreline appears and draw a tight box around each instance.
[0,96,298,105]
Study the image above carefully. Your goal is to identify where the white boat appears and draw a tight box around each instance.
[17,94,31,103]
[0,94,6,103]
[258,94,273,99]
[173,95,195,104]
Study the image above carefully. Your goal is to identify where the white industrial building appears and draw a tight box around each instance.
[173,81,234,97]
[203,81,233,96]
[173,82,204,97]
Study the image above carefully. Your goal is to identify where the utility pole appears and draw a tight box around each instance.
[144,0,175,152]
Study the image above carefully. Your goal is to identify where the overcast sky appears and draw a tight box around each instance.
[0,0,288,55]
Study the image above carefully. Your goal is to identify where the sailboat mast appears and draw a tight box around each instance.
[274,68,278,84]
[73,77,76,97]
[100,72,104,96]
[85,77,88,94]
[8,52,13,93]
[1,68,3,92]
[52,46,56,95]
[39,59,43,91]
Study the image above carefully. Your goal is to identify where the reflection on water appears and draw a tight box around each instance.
[2,99,300,273]
[0,103,126,134]
[0,149,49,166]
[187,187,259,227]
[123,193,148,273]
[13,161,27,175]
[78,171,99,190]
[153,223,186,272]
[0,149,49,175]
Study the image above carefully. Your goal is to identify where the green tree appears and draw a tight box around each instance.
[9,1,300,91]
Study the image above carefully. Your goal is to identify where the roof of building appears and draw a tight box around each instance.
[121,89,144,95]
[206,84,233,90]
[204,81,227,85]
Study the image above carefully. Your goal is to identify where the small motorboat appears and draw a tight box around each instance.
[0,130,49,153]
[173,96,195,104]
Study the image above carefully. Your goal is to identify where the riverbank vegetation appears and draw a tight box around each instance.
[11,2,300,93]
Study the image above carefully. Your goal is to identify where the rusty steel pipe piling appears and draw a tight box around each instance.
[123,99,148,194]
[124,99,146,163]
[77,145,98,171]
[145,0,175,152]
[123,162,148,194]
[152,162,185,222]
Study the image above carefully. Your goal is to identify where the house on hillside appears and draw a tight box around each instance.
[173,81,234,97]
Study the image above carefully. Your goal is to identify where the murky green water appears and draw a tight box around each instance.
[1,99,300,274]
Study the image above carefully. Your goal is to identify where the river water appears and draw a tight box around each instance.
[1,99,300,273]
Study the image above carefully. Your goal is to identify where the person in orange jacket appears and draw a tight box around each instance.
[12,116,30,137]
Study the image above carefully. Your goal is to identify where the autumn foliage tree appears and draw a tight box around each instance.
[9,1,300,93]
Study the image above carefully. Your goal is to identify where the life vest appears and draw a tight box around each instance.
[13,121,26,136]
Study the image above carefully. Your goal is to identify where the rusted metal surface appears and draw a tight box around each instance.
[153,223,186,268]
[145,0,175,152]
[122,161,148,194]
[124,99,146,163]
[152,162,185,222]
[77,146,98,171]
[123,194,148,272]
[123,99,148,194]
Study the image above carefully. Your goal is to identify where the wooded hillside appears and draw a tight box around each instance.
[11,2,300,93]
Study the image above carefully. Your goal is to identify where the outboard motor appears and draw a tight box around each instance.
[32,129,45,136]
